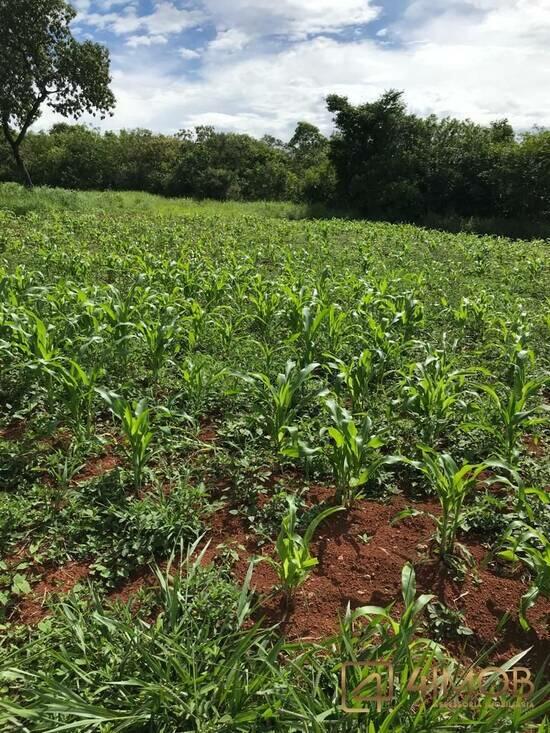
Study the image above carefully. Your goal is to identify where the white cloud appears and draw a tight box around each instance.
[208,29,250,53]
[202,0,381,38]
[179,47,201,60]
[126,34,168,47]
[79,1,205,36]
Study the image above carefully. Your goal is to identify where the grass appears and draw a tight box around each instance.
[0,193,549,730]
[0,182,308,218]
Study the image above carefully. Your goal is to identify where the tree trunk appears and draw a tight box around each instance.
[1,119,33,189]
[10,140,33,188]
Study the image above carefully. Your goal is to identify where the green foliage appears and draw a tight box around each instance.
[1,89,550,237]
[395,450,487,569]
[322,397,393,506]
[0,205,549,732]
[97,389,153,490]
[400,352,474,446]
[239,360,319,449]
[267,495,343,599]
[498,522,550,630]
[468,348,548,465]
[0,0,114,187]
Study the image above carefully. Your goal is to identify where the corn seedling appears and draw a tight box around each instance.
[400,353,478,446]
[497,523,550,630]
[96,388,153,490]
[322,396,394,506]
[267,495,343,602]
[54,359,102,435]
[180,356,226,414]
[137,315,177,381]
[329,348,379,411]
[344,563,436,671]
[394,450,487,571]
[238,360,319,449]
[468,349,548,466]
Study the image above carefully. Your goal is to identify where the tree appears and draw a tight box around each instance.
[289,122,328,168]
[0,0,115,187]
[327,90,428,219]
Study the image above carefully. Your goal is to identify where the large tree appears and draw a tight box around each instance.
[0,0,115,187]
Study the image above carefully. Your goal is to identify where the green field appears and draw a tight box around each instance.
[0,201,549,730]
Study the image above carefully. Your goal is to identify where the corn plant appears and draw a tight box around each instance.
[43,446,85,509]
[468,348,548,466]
[286,302,329,365]
[54,359,102,436]
[180,356,226,414]
[452,295,492,337]
[267,496,343,602]
[246,276,281,337]
[400,353,477,446]
[344,563,436,671]
[100,285,137,366]
[497,523,550,631]
[238,360,319,449]
[395,450,487,570]
[184,299,207,352]
[97,388,153,490]
[137,315,177,381]
[322,397,394,506]
[329,348,379,411]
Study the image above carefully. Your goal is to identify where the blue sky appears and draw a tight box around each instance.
[45,0,549,138]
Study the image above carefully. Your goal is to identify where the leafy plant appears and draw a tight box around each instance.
[53,359,102,435]
[322,396,394,506]
[267,495,343,601]
[426,600,473,641]
[238,360,319,449]
[137,314,177,381]
[468,348,548,466]
[394,450,487,570]
[97,388,153,490]
[400,352,475,446]
[497,522,550,630]
[344,564,436,670]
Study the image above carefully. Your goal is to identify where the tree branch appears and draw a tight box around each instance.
[14,94,47,147]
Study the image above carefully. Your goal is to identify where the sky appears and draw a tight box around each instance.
[43,0,550,139]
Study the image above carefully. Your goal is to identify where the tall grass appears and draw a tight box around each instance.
[0,182,308,219]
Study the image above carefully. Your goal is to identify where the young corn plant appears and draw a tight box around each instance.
[322,397,394,507]
[100,286,137,367]
[180,356,226,414]
[400,353,477,446]
[97,388,153,490]
[54,359,102,436]
[395,450,487,572]
[238,360,319,450]
[344,563,436,672]
[267,496,343,603]
[497,523,550,631]
[468,348,548,466]
[287,302,329,366]
[137,315,177,382]
[329,348,379,412]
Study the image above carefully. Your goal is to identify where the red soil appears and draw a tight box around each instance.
[198,423,219,444]
[107,568,157,608]
[522,434,547,459]
[13,561,90,625]
[73,452,122,483]
[203,489,550,672]
[0,419,26,441]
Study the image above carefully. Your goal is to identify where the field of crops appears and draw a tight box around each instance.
[0,206,549,730]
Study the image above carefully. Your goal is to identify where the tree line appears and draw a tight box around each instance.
[2,96,549,231]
